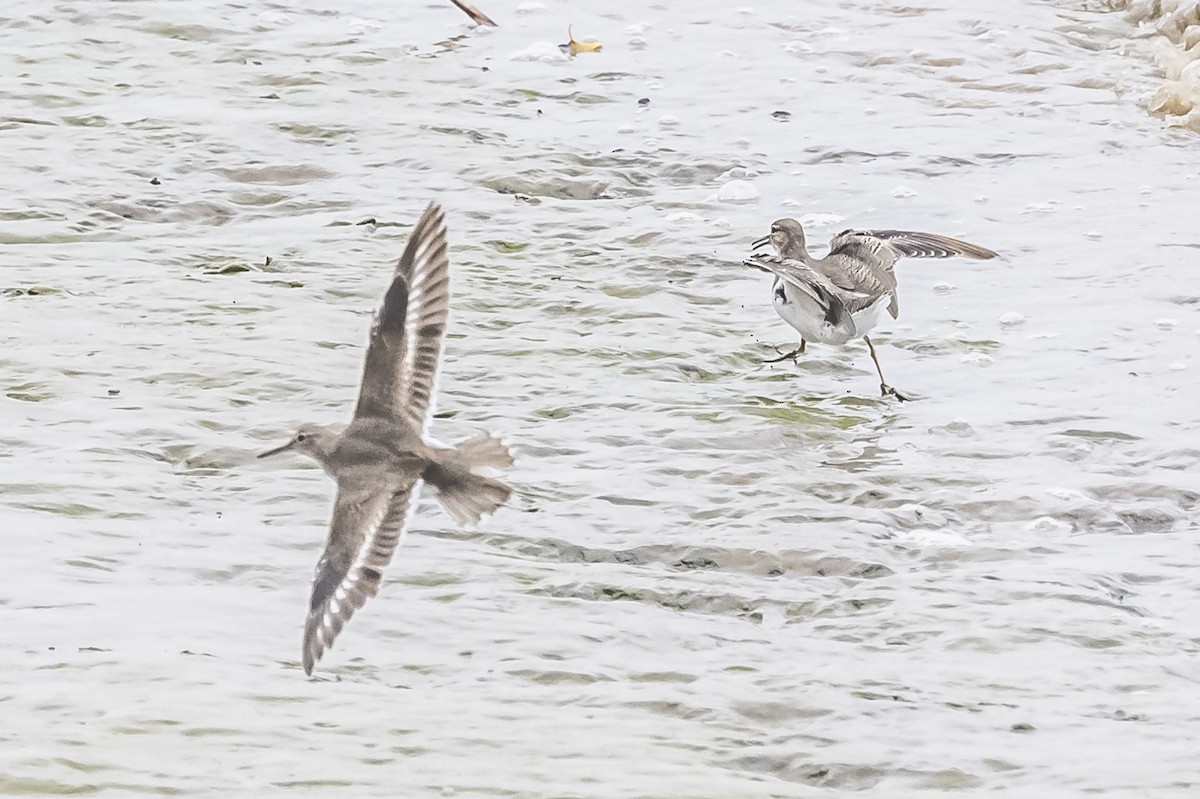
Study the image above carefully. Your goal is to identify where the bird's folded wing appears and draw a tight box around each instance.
[302,477,421,675]
[354,202,451,434]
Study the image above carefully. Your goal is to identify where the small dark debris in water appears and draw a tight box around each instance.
[772,110,791,120]
[481,66,489,72]
[536,108,543,116]
[252,60,262,66]
[149,176,161,185]
[260,93,280,100]
[181,650,216,658]
[358,217,377,226]
[264,256,272,268]
[48,646,55,651]
[216,511,223,518]
[78,646,109,653]
[1011,723,1035,733]
[4,287,53,297]
[637,97,650,106]
[107,389,119,396]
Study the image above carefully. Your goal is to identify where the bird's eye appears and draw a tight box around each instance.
[296,433,307,442]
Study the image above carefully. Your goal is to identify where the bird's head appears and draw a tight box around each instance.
[768,218,806,256]
[257,423,338,462]
[752,218,807,257]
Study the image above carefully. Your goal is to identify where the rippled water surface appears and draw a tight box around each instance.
[3,0,1199,795]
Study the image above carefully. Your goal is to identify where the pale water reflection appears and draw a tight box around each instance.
[2,0,1198,796]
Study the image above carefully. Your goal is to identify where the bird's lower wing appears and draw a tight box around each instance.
[302,477,421,675]
[743,254,855,333]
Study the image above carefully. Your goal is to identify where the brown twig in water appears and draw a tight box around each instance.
[448,0,497,27]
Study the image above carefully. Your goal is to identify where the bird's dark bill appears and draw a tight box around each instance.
[258,441,295,459]
[751,235,771,251]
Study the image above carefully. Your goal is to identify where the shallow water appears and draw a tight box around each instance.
[1114,0,1200,128]
[2,0,1199,796]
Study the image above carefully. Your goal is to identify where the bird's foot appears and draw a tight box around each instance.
[765,345,804,364]
[881,383,914,403]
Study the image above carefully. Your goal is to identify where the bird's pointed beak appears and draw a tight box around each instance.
[258,440,295,459]
[751,235,771,251]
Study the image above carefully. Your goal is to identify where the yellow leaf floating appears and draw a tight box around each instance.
[564,25,602,56]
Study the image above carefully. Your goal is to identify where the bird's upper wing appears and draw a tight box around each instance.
[743,253,856,334]
[822,231,907,318]
[844,229,998,261]
[302,476,422,675]
[354,202,451,434]
[825,229,996,318]
[825,230,903,274]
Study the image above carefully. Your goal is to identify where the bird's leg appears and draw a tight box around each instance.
[764,339,806,364]
[864,336,912,402]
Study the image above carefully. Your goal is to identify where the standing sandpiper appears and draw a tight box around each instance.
[259,202,513,675]
[744,218,997,400]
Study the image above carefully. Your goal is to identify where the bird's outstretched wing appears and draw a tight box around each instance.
[354,202,451,434]
[743,254,856,334]
[302,477,421,675]
[843,229,998,261]
[825,229,995,318]
[825,230,904,274]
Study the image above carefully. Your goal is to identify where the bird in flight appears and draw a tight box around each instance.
[259,202,513,675]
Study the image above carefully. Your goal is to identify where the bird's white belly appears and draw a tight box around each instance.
[848,295,891,338]
[771,278,853,344]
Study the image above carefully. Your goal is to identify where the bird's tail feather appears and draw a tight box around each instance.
[425,434,514,527]
[452,433,514,470]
